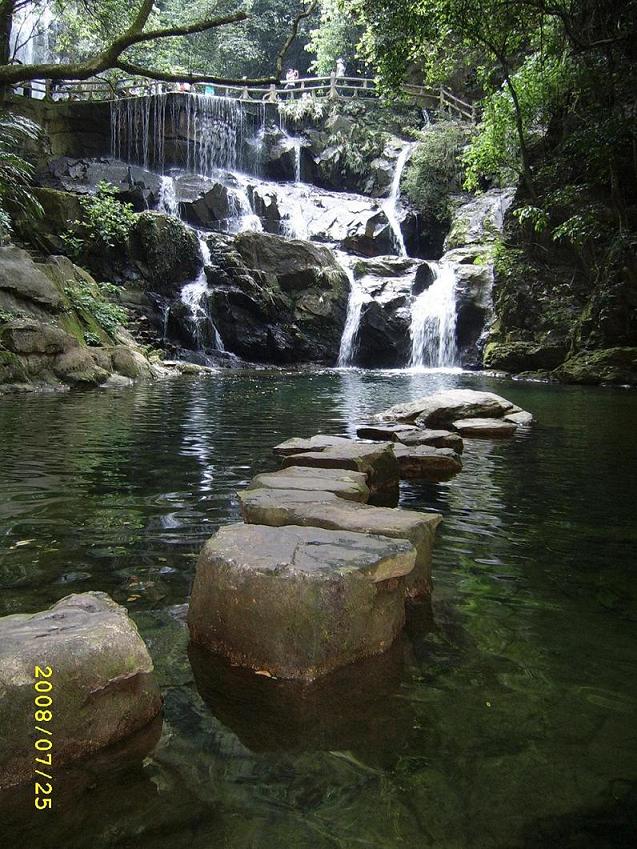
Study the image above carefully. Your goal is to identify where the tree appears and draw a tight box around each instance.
[0,0,317,87]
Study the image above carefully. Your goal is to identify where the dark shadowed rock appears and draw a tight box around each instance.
[357,423,420,441]
[129,212,200,296]
[187,523,416,680]
[0,592,162,789]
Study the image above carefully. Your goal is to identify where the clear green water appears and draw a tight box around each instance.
[1,370,636,848]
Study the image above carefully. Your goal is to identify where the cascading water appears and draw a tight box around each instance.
[159,176,179,216]
[337,256,365,367]
[409,262,458,368]
[179,238,225,352]
[10,1,54,98]
[383,143,415,257]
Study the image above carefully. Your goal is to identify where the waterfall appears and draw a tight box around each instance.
[409,262,458,368]
[337,257,365,367]
[179,238,226,352]
[159,176,179,216]
[383,143,415,257]
[10,1,54,98]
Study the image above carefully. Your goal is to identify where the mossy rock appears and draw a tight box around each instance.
[483,341,567,372]
[129,212,200,296]
[553,348,637,385]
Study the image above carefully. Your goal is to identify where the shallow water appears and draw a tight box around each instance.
[1,370,636,848]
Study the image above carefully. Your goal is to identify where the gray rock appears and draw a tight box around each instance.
[238,488,441,599]
[273,434,354,456]
[396,429,464,453]
[0,592,162,789]
[452,418,517,438]
[247,466,370,503]
[503,410,534,426]
[444,189,515,251]
[187,523,416,680]
[373,389,527,427]
[281,442,399,501]
[0,319,76,355]
[392,444,463,479]
[0,246,63,309]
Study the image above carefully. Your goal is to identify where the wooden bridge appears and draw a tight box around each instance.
[12,73,477,122]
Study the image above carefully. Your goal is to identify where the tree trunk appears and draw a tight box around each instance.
[502,68,536,201]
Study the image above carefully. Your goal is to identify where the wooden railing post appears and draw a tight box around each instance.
[269,83,277,102]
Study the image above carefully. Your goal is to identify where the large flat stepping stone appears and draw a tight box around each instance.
[247,466,369,502]
[281,442,399,499]
[453,418,517,438]
[187,523,416,680]
[238,488,441,598]
[273,434,353,456]
[0,592,162,789]
[393,444,463,480]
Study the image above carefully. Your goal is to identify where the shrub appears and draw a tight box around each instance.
[402,121,471,225]
[0,112,43,239]
[62,181,136,257]
[64,279,128,336]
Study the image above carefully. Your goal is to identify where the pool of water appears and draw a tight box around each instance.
[1,369,636,848]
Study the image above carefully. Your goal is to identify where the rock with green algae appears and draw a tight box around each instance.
[187,522,416,680]
[128,211,201,296]
[0,592,162,789]
[483,340,567,372]
[553,348,637,385]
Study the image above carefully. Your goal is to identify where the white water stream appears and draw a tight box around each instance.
[179,239,225,352]
[409,262,458,368]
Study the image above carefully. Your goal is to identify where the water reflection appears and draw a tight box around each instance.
[0,372,636,847]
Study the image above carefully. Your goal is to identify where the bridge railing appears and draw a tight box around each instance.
[10,73,477,121]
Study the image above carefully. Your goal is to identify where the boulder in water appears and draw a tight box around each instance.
[187,523,416,680]
[281,442,400,503]
[238,488,441,599]
[452,418,517,438]
[397,429,464,453]
[392,445,463,479]
[0,592,162,789]
[273,435,354,456]
[373,389,530,427]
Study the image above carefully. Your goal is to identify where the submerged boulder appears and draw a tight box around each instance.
[187,523,416,680]
[238,488,441,599]
[0,592,162,789]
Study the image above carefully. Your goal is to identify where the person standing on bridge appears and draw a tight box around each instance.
[336,58,346,77]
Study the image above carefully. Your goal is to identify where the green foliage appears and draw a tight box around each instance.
[0,307,21,324]
[62,181,135,257]
[402,121,470,224]
[83,331,102,346]
[305,0,363,75]
[0,113,43,238]
[279,96,330,123]
[63,279,128,335]
[463,52,570,191]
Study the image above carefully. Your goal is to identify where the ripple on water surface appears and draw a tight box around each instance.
[1,370,636,849]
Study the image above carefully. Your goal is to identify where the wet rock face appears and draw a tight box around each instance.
[187,523,416,680]
[129,212,201,296]
[0,592,162,789]
[203,231,349,364]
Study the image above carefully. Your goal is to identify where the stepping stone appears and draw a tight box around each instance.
[504,410,534,425]
[273,434,353,456]
[247,466,370,503]
[281,442,399,501]
[187,523,416,680]
[452,418,517,438]
[397,428,464,453]
[0,592,162,789]
[238,488,442,599]
[356,423,419,441]
[392,445,463,480]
